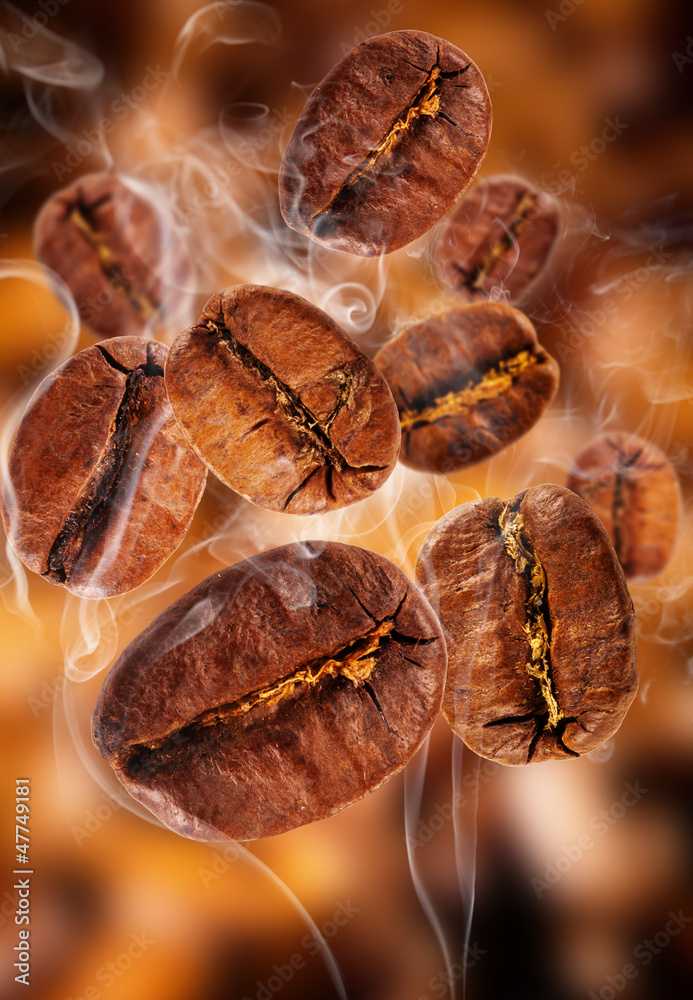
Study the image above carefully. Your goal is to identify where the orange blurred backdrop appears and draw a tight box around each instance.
[0,1,691,999]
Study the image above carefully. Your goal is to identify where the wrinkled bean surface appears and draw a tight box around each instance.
[567,433,681,580]
[92,541,447,841]
[1,338,207,599]
[416,484,637,765]
[34,173,194,338]
[436,174,560,302]
[279,30,492,256]
[165,284,400,514]
[375,302,559,472]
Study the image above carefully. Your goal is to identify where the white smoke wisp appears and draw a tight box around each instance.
[0,258,80,627]
[170,1,282,81]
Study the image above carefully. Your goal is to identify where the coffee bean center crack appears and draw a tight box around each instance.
[121,602,434,777]
[44,344,164,585]
[399,349,538,431]
[206,318,386,504]
[485,501,579,762]
[67,192,159,319]
[312,49,471,221]
[454,190,538,292]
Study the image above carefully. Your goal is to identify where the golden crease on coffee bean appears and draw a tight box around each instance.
[398,348,537,431]
[566,433,681,580]
[92,541,447,840]
[460,190,538,292]
[436,174,560,304]
[279,30,492,256]
[499,502,561,730]
[375,303,559,473]
[201,618,394,724]
[416,484,638,766]
[34,172,194,339]
[69,202,158,320]
[316,63,443,215]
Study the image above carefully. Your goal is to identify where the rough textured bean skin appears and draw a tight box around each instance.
[375,303,559,473]
[416,485,638,766]
[165,284,401,514]
[34,173,194,338]
[566,433,681,580]
[279,30,492,256]
[1,337,207,599]
[436,174,560,303]
[92,541,447,841]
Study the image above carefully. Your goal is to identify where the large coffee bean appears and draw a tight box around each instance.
[416,485,638,765]
[278,30,492,256]
[92,541,447,841]
[566,433,681,580]
[165,284,401,514]
[436,174,560,302]
[34,173,194,338]
[374,303,559,473]
[1,338,207,599]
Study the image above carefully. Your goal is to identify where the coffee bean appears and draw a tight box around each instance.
[91,540,447,840]
[566,433,681,580]
[436,174,560,302]
[34,173,194,338]
[165,284,401,514]
[278,30,492,257]
[1,338,207,599]
[374,303,559,473]
[416,484,637,765]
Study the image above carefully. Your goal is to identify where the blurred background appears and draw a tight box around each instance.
[0,0,692,998]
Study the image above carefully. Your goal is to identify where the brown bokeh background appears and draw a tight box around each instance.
[1,1,692,998]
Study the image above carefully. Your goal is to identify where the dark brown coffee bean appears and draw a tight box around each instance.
[91,540,447,841]
[416,484,637,765]
[278,30,492,257]
[1,338,207,599]
[566,433,681,581]
[436,175,560,302]
[374,303,559,473]
[34,173,194,338]
[165,284,401,514]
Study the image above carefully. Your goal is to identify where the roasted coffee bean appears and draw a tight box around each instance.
[374,302,559,473]
[566,433,681,580]
[165,284,401,514]
[1,338,207,599]
[92,540,447,841]
[416,484,637,765]
[278,30,492,257]
[34,173,194,338]
[436,174,560,302]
